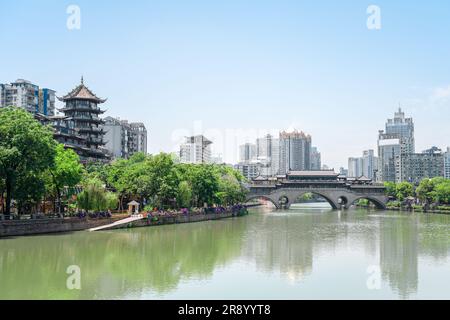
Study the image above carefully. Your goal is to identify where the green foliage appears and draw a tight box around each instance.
[177,181,192,208]
[356,199,370,206]
[384,182,397,198]
[395,182,414,201]
[0,109,249,215]
[434,179,450,204]
[415,178,447,204]
[46,144,84,213]
[91,153,247,210]
[0,107,56,215]
[385,178,450,207]
[299,193,314,201]
[85,161,109,184]
[77,177,118,212]
[387,201,401,208]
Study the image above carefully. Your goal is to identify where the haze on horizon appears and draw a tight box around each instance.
[1,0,450,169]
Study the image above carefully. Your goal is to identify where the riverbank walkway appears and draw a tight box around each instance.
[89,215,144,232]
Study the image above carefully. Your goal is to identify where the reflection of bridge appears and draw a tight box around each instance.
[245,171,388,210]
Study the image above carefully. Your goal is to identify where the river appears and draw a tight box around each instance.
[0,204,449,300]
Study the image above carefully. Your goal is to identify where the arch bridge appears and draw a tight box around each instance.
[245,171,388,210]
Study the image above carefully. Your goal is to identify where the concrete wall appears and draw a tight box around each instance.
[99,212,236,231]
[0,217,123,238]
[0,212,239,237]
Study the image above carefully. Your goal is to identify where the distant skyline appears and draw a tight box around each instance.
[1,0,450,169]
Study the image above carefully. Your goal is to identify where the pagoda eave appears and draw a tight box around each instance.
[58,107,106,114]
[57,96,107,104]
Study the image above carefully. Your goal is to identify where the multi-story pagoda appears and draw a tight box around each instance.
[57,77,109,162]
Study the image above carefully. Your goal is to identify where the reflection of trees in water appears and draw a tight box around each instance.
[379,215,419,299]
[0,221,246,299]
[379,213,450,299]
[242,213,314,280]
[1,211,448,299]
[242,209,380,282]
[245,209,449,298]
[418,214,450,261]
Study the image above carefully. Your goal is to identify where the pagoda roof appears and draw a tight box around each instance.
[58,77,107,103]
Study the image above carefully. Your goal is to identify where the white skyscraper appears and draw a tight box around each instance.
[348,157,363,178]
[239,143,256,162]
[310,147,322,171]
[270,138,280,176]
[445,147,450,179]
[180,135,212,164]
[279,130,312,174]
[256,134,274,159]
[377,108,415,182]
[362,150,378,179]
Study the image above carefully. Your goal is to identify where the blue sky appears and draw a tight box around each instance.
[1,0,450,168]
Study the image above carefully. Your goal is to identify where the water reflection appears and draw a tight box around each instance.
[0,221,246,299]
[243,206,449,299]
[379,214,418,298]
[0,207,449,299]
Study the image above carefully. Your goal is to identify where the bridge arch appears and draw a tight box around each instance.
[347,196,387,210]
[245,195,280,209]
[287,191,339,210]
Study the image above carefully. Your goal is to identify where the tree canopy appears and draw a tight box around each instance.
[0,107,56,215]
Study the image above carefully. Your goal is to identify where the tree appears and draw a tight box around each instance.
[177,181,192,208]
[189,165,220,207]
[433,179,450,204]
[0,107,56,216]
[416,178,437,204]
[14,170,47,214]
[47,144,84,214]
[384,182,397,199]
[77,177,118,212]
[86,153,247,211]
[395,182,414,201]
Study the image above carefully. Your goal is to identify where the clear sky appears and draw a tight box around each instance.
[1,0,450,168]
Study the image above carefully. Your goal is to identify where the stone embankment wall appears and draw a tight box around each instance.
[0,211,240,237]
[101,212,236,231]
[0,216,124,238]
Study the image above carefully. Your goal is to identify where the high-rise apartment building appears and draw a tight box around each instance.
[180,135,212,164]
[396,148,444,183]
[234,162,261,180]
[0,79,55,116]
[256,134,273,159]
[130,122,147,155]
[310,147,322,171]
[385,108,415,154]
[279,130,312,174]
[103,117,147,159]
[445,148,450,180]
[377,108,415,182]
[362,150,378,179]
[270,138,280,176]
[239,143,257,162]
[348,152,377,179]
[339,167,349,177]
[348,157,363,178]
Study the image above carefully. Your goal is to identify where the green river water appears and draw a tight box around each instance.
[0,204,449,300]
